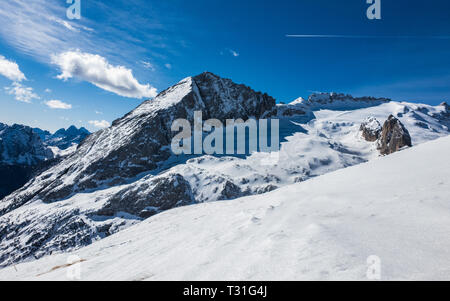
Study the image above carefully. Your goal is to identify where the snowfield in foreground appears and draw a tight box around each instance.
[1,136,450,281]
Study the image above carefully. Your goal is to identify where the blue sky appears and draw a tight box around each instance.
[0,0,449,132]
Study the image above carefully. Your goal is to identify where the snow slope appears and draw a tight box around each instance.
[2,135,449,281]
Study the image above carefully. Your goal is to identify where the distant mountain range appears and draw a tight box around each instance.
[0,124,90,199]
[33,125,90,150]
[0,72,448,267]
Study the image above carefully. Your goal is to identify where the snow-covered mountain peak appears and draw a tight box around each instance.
[129,76,196,118]
[288,97,305,105]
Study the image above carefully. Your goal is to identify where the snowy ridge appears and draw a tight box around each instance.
[3,135,449,280]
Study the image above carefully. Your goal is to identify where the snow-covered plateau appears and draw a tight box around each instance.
[1,135,449,280]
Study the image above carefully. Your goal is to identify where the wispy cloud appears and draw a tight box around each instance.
[0,0,187,68]
[89,120,110,129]
[52,50,157,99]
[0,0,92,61]
[164,63,172,70]
[44,99,72,109]
[0,55,26,82]
[229,49,239,57]
[4,82,40,103]
[141,61,155,71]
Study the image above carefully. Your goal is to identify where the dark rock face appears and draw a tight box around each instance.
[360,117,382,142]
[377,115,412,155]
[281,107,307,117]
[96,173,195,218]
[217,181,243,201]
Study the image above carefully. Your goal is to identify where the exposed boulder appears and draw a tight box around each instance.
[96,173,195,218]
[377,115,412,155]
[360,117,382,142]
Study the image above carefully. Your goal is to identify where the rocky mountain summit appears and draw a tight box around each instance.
[0,72,449,267]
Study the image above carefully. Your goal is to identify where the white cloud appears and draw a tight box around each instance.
[44,99,72,109]
[4,82,39,103]
[165,63,172,70]
[95,110,103,115]
[52,51,158,99]
[89,120,110,129]
[0,55,26,82]
[45,88,52,93]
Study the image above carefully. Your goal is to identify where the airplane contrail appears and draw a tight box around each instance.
[286,34,450,39]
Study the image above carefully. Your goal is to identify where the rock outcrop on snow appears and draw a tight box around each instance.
[360,117,382,142]
[96,173,195,218]
[377,115,412,155]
